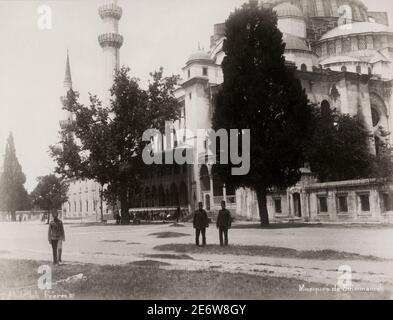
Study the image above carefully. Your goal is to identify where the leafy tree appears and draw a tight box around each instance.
[50,67,179,224]
[305,108,393,182]
[212,2,313,225]
[306,108,371,182]
[0,133,30,221]
[30,174,68,224]
[373,133,393,180]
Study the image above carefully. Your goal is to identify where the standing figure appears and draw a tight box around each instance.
[174,206,181,224]
[193,202,209,246]
[48,211,65,265]
[216,201,232,246]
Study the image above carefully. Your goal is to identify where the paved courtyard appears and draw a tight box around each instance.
[1,220,393,298]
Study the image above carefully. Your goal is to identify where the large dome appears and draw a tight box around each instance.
[264,0,368,21]
[321,22,393,40]
[273,2,303,18]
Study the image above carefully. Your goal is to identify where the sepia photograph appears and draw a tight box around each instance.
[0,0,393,309]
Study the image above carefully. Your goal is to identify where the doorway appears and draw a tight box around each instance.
[203,192,211,211]
[293,193,302,217]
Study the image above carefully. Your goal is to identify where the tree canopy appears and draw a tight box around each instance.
[30,174,68,222]
[50,67,180,224]
[306,107,393,182]
[0,133,31,220]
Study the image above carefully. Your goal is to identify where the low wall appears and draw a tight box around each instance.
[235,179,393,223]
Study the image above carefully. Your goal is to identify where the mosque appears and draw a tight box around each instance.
[61,0,393,223]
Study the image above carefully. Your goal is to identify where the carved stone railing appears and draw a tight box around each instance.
[98,33,124,48]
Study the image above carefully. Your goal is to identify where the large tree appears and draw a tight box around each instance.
[0,133,30,221]
[50,67,179,224]
[30,174,68,224]
[306,107,393,182]
[212,2,313,225]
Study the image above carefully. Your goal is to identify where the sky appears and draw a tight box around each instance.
[0,0,393,192]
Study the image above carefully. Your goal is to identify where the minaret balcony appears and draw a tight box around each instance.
[99,4,122,20]
[60,119,74,130]
[98,33,124,49]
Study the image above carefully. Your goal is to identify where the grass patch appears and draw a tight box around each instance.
[144,254,194,260]
[0,258,385,300]
[81,252,121,256]
[127,242,141,245]
[149,232,190,238]
[232,223,321,229]
[127,260,171,267]
[100,240,126,243]
[153,244,384,261]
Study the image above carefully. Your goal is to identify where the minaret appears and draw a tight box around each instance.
[98,0,123,104]
[60,50,74,129]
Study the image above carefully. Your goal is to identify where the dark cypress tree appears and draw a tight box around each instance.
[213,2,313,225]
[0,133,29,221]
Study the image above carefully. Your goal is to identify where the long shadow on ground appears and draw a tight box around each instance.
[153,244,385,261]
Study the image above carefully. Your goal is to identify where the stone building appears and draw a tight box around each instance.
[61,0,393,223]
[137,0,393,223]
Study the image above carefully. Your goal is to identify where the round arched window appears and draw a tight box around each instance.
[341,66,347,72]
[300,64,307,72]
[371,106,380,127]
[321,100,331,116]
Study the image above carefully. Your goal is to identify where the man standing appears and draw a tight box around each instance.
[216,201,232,246]
[193,202,209,246]
[48,211,65,265]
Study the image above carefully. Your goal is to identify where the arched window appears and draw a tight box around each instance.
[341,66,347,72]
[371,106,380,127]
[356,65,361,74]
[200,165,210,192]
[300,63,307,72]
[321,100,331,116]
[368,67,372,75]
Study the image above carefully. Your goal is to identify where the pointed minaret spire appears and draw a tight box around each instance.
[64,49,72,90]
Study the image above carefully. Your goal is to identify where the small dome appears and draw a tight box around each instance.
[273,2,303,18]
[282,33,309,51]
[186,50,212,65]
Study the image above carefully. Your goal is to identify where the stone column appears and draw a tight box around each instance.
[209,174,214,211]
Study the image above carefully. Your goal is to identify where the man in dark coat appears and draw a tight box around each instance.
[216,201,232,246]
[193,202,209,246]
[48,211,65,265]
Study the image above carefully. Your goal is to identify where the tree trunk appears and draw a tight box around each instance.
[100,184,104,223]
[10,210,16,222]
[256,188,270,226]
[120,181,129,225]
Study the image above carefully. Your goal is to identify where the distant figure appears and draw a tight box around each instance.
[193,202,209,246]
[216,201,232,246]
[114,210,121,225]
[174,206,181,224]
[48,211,65,265]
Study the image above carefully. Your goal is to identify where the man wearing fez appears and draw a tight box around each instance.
[193,202,209,246]
[216,201,232,246]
